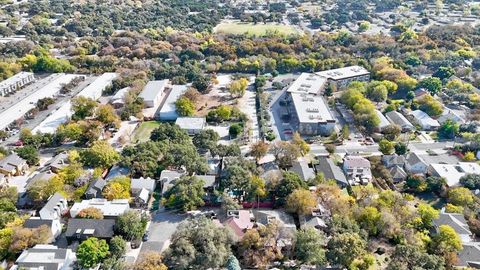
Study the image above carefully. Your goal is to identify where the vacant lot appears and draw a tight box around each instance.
[214,22,300,36]
[132,121,161,143]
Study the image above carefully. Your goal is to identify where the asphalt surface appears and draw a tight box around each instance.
[139,210,186,254]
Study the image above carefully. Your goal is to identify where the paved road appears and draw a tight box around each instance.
[139,210,186,254]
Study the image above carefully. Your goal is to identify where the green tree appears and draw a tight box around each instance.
[433,66,455,80]
[72,96,98,120]
[341,125,350,140]
[395,142,408,155]
[15,146,39,165]
[356,206,382,236]
[96,104,120,128]
[163,176,205,212]
[459,174,480,189]
[388,245,445,270]
[326,232,367,267]
[109,236,126,259]
[275,171,308,206]
[292,132,310,155]
[226,255,241,270]
[418,77,442,95]
[379,139,395,155]
[438,120,459,140]
[116,210,147,241]
[80,140,120,169]
[175,97,195,116]
[271,141,301,168]
[229,123,243,138]
[192,129,219,152]
[417,95,444,117]
[448,187,474,207]
[77,237,109,268]
[164,217,234,270]
[295,228,326,265]
[367,84,388,102]
[150,123,190,144]
[417,203,439,229]
[229,78,249,97]
[431,225,462,255]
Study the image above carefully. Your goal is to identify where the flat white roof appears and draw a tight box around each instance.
[430,162,480,186]
[0,74,81,131]
[139,80,168,101]
[70,198,130,217]
[175,117,206,130]
[0,71,33,89]
[77,73,117,100]
[32,101,72,134]
[158,85,188,116]
[286,73,327,95]
[316,66,370,81]
[290,93,334,123]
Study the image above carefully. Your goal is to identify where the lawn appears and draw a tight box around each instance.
[214,22,300,36]
[132,121,161,143]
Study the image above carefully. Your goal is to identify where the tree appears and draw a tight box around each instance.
[226,255,241,270]
[163,176,205,212]
[463,151,476,161]
[326,232,367,267]
[221,193,241,214]
[388,245,445,270]
[418,77,442,95]
[72,96,98,120]
[164,217,233,270]
[229,123,243,138]
[367,84,388,102]
[271,141,301,168]
[37,97,55,111]
[382,124,401,141]
[175,97,195,116]
[406,175,427,192]
[192,129,219,152]
[116,210,147,241]
[286,189,317,216]
[134,252,168,270]
[379,139,395,155]
[448,187,474,207]
[275,171,308,206]
[292,132,310,155]
[80,140,120,169]
[229,78,249,97]
[417,95,444,117]
[358,21,370,32]
[150,123,190,144]
[77,207,104,219]
[355,206,382,236]
[341,125,350,140]
[77,237,109,268]
[433,66,455,80]
[109,236,126,259]
[96,104,120,128]
[9,226,51,254]
[295,228,326,265]
[417,203,439,229]
[15,146,39,165]
[395,142,408,155]
[192,75,211,94]
[459,174,480,189]
[102,176,131,200]
[438,119,459,140]
[250,141,269,162]
[431,225,462,255]
[223,165,251,200]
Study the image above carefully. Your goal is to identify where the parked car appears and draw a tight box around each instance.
[142,232,149,242]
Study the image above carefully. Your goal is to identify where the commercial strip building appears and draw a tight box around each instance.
[0,73,82,131]
[32,73,118,134]
[316,65,370,89]
[0,72,35,96]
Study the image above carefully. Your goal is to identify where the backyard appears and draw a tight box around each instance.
[132,121,162,143]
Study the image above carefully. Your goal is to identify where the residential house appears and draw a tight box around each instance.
[0,153,28,177]
[134,188,150,208]
[433,210,473,243]
[196,175,216,193]
[39,193,68,220]
[84,178,106,199]
[375,110,391,132]
[456,242,480,269]
[131,177,156,208]
[385,111,414,132]
[414,88,429,98]
[405,152,428,175]
[301,204,331,231]
[48,152,69,173]
[428,162,480,187]
[158,85,188,121]
[70,199,130,218]
[23,217,62,242]
[438,108,466,125]
[290,159,315,181]
[65,218,116,244]
[389,166,407,183]
[342,156,372,185]
[160,170,185,194]
[314,157,348,187]
[382,154,406,168]
[175,117,206,135]
[12,244,76,270]
[139,80,169,108]
[26,171,56,190]
[409,110,440,130]
[110,87,130,109]
[224,210,255,240]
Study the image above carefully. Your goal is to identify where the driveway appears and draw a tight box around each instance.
[139,210,186,254]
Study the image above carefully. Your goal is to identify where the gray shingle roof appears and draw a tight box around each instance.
[406,152,425,166]
[457,242,480,268]
[23,218,54,229]
[85,178,106,196]
[40,193,65,215]
[65,218,115,239]
[315,157,347,185]
[434,212,472,236]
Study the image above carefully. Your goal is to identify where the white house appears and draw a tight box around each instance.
[175,117,206,135]
[70,199,130,218]
[404,152,428,175]
[139,80,169,108]
[12,244,76,270]
[409,110,440,130]
[429,162,480,187]
[39,193,68,220]
[385,111,414,132]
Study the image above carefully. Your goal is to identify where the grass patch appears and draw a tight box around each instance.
[132,121,161,143]
[214,22,300,36]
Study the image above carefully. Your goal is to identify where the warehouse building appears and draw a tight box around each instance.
[0,72,35,96]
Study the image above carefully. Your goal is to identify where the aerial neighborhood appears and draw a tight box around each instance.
[1,0,480,269]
